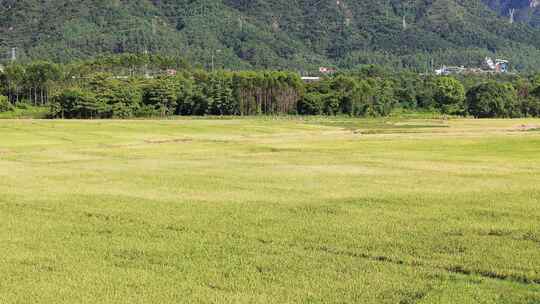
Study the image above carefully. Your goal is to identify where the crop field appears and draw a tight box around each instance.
[1,117,540,303]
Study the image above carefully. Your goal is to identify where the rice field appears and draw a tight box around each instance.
[1,117,539,303]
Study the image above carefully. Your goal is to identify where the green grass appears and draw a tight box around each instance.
[1,117,540,303]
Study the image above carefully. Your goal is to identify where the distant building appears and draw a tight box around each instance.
[301,76,321,83]
[166,69,177,76]
[484,57,510,73]
[435,58,510,76]
[319,67,336,75]
[435,66,465,76]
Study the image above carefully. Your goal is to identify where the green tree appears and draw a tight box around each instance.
[142,77,179,117]
[322,94,340,115]
[51,88,106,119]
[524,85,540,117]
[176,76,204,115]
[298,92,324,115]
[206,74,236,115]
[433,77,465,114]
[331,75,359,115]
[519,97,540,117]
[466,82,518,118]
[370,79,397,116]
[4,64,26,104]
[26,61,62,105]
[103,82,142,118]
[416,77,437,109]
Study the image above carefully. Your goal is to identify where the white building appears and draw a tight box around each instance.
[301,76,321,83]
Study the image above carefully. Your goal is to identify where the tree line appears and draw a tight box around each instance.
[45,70,303,119]
[1,58,540,119]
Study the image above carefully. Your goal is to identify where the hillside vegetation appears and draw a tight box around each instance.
[485,0,540,27]
[2,0,540,71]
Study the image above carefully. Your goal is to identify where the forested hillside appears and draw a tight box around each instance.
[483,0,540,26]
[2,0,540,72]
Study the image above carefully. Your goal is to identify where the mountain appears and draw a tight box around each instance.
[2,0,540,72]
[483,0,540,26]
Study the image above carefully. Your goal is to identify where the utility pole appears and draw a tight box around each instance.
[11,47,16,62]
[152,17,157,35]
[402,0,414,30]
[211,49,221,72]
[509,8,516,24]
[144,48,150,78]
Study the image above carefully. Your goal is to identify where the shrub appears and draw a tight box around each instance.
[0,96,13,112]
[134,104,160,117]
[15,102,29,109]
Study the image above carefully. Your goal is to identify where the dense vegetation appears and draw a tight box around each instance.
[3,0,540,72]
[47,71,303,119]
[485,0,540,27]
[1,56,540,119]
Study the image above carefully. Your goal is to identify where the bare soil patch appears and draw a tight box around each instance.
[511,124,540,132]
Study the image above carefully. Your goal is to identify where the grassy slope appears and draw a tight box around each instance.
[0,118,539,303]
